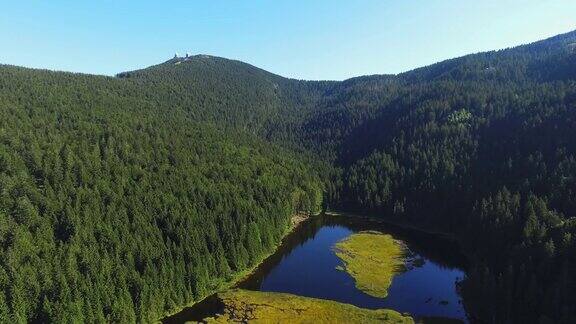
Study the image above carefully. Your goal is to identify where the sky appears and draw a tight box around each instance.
[0,1,574,80]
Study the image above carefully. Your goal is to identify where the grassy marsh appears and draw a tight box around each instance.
[202,289,413,323]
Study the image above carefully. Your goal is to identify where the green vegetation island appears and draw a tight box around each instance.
[334,231,406,298]
[0,30,576,323]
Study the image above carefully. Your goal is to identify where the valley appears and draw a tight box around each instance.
[0,29,575,322]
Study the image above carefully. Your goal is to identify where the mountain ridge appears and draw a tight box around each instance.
[117,28,576,84]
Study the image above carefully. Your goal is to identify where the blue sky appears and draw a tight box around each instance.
[1,1,574,80]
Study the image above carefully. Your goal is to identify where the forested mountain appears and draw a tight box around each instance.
[0,64,324,322]
[0,29,575,323]
[304,30,576,323]
[313,30,576,323]
[117,55,335,148]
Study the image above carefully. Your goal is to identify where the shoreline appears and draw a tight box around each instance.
[160,209,468,322]
[324,210,458,242]
[158,212,315,322]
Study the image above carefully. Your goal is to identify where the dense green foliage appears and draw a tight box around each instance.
[0,65,323,322]
[1,29,575,323]
[117,55,335,149]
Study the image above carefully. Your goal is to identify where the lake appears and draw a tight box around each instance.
[164,213,469,323]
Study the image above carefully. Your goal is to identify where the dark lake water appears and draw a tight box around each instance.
[164,214,469,323]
